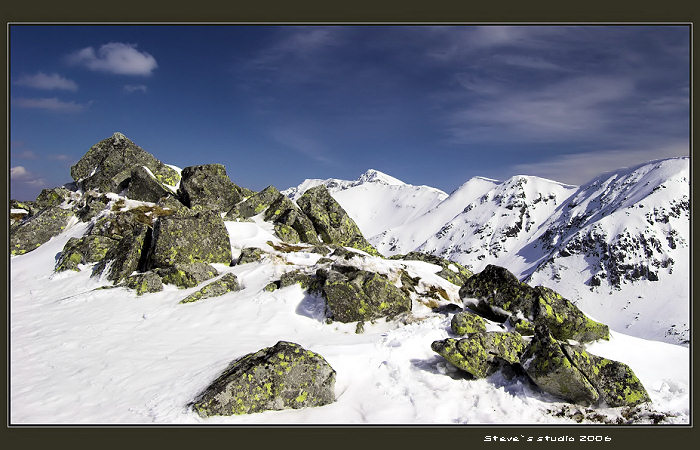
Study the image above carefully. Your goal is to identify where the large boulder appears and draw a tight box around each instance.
[226,185,282,220]
[180,273,241,303]
[177,164,242,211]
[296,185,379,255]
[191,341,336,416]
[460,265,608,343]
[125,272,164,295]
[10,206,75,255]
[317,265,410,322]
[93,223,149,283]
[562,344,650,407]
[395,252,473,286]
[71,132,179,193]
[55,235,118,272]
[264,195,320,244]
[126,166,173,203]
[431,332,526,378]
[146,210,233,268]
[521,326,600,405]
[451,311,486,336]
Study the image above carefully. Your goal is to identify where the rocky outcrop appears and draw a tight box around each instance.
[93,223,149,283]
[297,185,379,255]
[180,273,240,303]
[34,187,72,210]
[226,185,281,220]
[264,195,320,245]
[431,331,526,378]
[393,252,473,286]
[10,206,75,255]
[317,265,410,322]
[191,341,336,416]
[70,132,179,193]
[177,164,242,211]
[147,210,232,268]
[459,265,608,343]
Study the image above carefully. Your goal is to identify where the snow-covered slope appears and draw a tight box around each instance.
[525,157,690,345]
[283,169,448,239]
[10,216,689,424]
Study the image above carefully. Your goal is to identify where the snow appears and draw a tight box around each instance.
[10,219,689,424]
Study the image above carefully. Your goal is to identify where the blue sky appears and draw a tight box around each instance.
[10,25,689,200]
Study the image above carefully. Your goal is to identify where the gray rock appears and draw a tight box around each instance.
[125,272,164,295]
[431,332,526,378]
[394,252,473,286]
[226,185,282,220]
[157,263,219,288]
[178,164,242,211]
[451,311,486,336]
[264,195,320,244]
[93,224,149,283]
[126,166,173,203]
[180,273,241,303]
[55,235,119,272]
[297,185,379,255]
[191,341,336,416]
[317,265,410,322]
[237,247,265,265]
[34,187,71,210]
[71,132,180,193]
[10,206,75,255]
[147,210,232,268]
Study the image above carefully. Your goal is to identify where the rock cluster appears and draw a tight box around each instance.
[432,264,649,407]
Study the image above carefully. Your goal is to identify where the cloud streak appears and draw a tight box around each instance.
[15,72,78,91]
[15,97,90,112]
[124,84,148,93]
[11,166,46,187]
[67,42,157,76]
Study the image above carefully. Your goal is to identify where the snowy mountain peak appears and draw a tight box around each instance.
[356,169,405,186]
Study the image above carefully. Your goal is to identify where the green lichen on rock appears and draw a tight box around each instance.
[75,193,108,222]
[147,210,232,268]
[55,235,118,271]
[264,195,320,245]
[10,206,75,255]
[395,252,473,286]
[226,185,282,220]
[432,331,526,378]
[317,265,410,322]
[506,316,535,336]
[125,272,164,295]
[521,326,599,405]
[180,273,240,303]
[279,270,319,292]
[562,344,650,407]
[451,311,487,336]
[296,185,379,255]
[126,166,173,203]
[70,132,179,193]
[157,263,219,288]
[191,341,336,416]
[237,247,265,265]
[533,286,609,343]
[93,224,149,283]
[34,187,71,210]
[177,164,242,211]
[459,264,538,321]
[264,282,279,292]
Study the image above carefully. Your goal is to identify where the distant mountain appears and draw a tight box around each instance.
[282,169,448,238]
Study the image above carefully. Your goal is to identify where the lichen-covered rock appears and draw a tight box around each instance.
[280,270,316,291]
[10,199,36,216]
[191,341,336,416]
[506,316,535,336]
[432,332,526,378]
[562,344,650,407]
[264,282,279,292]
[264,195,320,244]
[157,263,219,289]
[317,265,410,322]
[296,185,379,255]
[147,210,232,268]
[125,272,164,295]
[180,273,240,303]
[71,132,179,193]
[126,166,173,203]
[93,224,149,283]
[459,265,537,321]
[226,185,281,220]
[177,164,242,211]
[451,311,486,336]
[521,327,599,405]
[55,235,118,271]
[237,247,265,265]
[396,252,473,286]
[10,206,75,255]
[75,192,108,222]
[156,195,187,212]
[34,187,71,210]
[534,286,609,343]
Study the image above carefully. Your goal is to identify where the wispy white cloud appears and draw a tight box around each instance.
[508,142,689,185]
[15,72,78,91]
[49,154,71,161]
[124,84,148,93]
[271,127,334,164]
[15,97,90,113]
[11,166,46,186]
[15,150,38,160]
[67,42,157,76]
